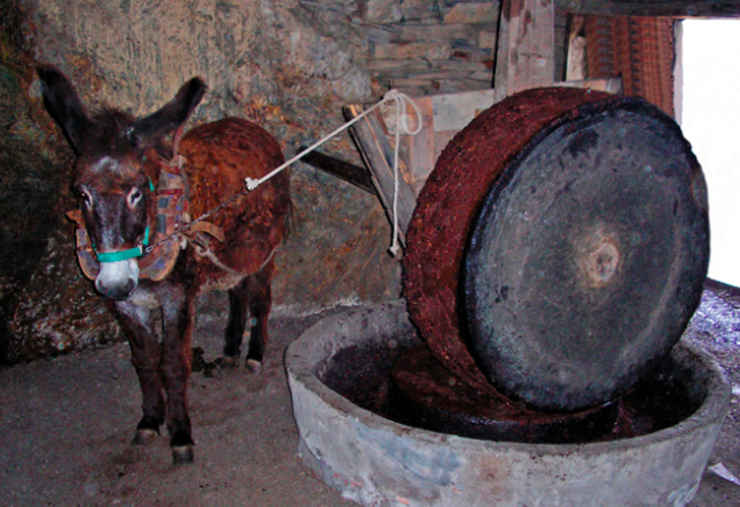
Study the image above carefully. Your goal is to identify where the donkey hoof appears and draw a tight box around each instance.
[245,358,263,374]
[172,444,194,465]
[132,428,159,446]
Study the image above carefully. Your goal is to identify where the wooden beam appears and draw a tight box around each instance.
[494,0,556,102]
[343,104,417,245]
[558,0,740,18]
[298,148,378,196]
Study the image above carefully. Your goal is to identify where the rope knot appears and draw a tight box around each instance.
[384,90,423,136]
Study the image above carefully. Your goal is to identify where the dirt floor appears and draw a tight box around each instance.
[2,282,739,507]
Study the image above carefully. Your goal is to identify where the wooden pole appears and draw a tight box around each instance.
[494,0,556,102]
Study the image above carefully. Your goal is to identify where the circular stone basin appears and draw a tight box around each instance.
[286,301,730,507]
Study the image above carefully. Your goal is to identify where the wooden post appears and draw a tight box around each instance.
[494,0,556,102]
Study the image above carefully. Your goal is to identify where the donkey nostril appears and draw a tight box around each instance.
[95,278,107,295]
[124,279,137,296]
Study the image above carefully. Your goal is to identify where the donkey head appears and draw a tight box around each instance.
[38,65,206,299]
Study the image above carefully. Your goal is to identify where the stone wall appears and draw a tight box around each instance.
[368,1,499,95]
[300,1,499,96]
[1,0,501,363]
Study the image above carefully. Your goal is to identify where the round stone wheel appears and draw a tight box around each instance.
[403,87,709,412]
[464,97,709,412]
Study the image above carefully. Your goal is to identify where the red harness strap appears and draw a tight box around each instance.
[138,154,190,281]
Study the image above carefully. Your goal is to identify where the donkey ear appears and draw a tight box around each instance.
[37,65,93,154]
[125,77,207,150]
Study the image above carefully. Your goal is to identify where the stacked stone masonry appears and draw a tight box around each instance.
[363,1,500,96]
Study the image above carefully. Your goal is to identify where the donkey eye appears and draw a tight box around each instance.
[127,188,143,208]
[79,190,92,206]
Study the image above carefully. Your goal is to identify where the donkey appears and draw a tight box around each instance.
[38,65,291,464]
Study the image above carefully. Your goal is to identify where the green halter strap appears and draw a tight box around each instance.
[94,178,154,263]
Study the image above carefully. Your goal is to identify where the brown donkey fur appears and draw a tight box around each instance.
[38,65,291,464]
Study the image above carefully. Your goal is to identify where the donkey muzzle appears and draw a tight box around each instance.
[95,259,140,300]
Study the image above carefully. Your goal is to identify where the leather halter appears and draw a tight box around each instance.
[67,151,232,282]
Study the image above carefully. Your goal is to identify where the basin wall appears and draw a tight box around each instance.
[285,301,730,507]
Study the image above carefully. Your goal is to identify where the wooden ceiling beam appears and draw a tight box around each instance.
[558,0,740,18]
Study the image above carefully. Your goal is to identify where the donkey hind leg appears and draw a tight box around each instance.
[221,275,251,367]
[245,260,275,373]
[223,261,274,373]
[114,301,165,447]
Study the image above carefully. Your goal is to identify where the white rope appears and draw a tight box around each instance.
[245,89,422,256]
[387,90,422,255]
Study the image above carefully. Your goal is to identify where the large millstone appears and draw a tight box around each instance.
[404,87,710,412]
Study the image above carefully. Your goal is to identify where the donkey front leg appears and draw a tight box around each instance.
[160,294,196,464]
[113,300,165,447]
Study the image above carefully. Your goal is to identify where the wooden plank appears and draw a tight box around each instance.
[377,90,494,135]
[375,89,496,191]
[343,104,417,244]
[558,0,740,18]
[406,96,435,194]
[345,89,501,238]
[431,89,495,132]
[433,130,458,164]
[494,0,556,102]
[557,77,623,94]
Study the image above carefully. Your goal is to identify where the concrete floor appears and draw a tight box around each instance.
[1,296,353,507]
[1,284,739,507]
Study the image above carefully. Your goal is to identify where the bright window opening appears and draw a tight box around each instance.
[680,19,740,287]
